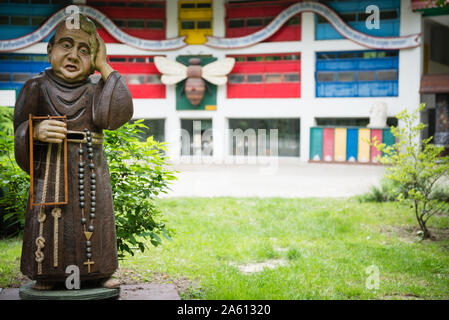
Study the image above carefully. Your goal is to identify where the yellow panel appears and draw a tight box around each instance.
[358,128,371,163]
[334,128,347,162]
[179,0,213,45]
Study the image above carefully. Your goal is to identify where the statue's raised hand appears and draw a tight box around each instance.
[33,120,67,144]
[94,33,114,81]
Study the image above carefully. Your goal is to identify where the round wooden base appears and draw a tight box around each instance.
[19,282,120,300]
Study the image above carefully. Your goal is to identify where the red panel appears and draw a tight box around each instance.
[231,61,301,74]
[226,1,298,18]
[322,128,334,162]
[98,29,165,43]
[109,62,159,74]
[128,85,165,99]
[227,83,300,98]
[226,23,301,42]
[370,129,383,163]
[94,7,165,19]
[225,0,301,42]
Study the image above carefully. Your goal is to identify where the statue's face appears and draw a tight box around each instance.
[48,25,92,83]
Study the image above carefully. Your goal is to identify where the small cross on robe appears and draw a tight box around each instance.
[84,259,94,273]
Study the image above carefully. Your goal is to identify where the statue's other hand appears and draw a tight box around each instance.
[33,120,67,144]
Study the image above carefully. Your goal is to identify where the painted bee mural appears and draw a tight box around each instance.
[154,56,235,106]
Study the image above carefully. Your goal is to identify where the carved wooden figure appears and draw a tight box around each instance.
[13,14,133,290]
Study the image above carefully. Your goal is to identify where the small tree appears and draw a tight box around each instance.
[374,103,449,239]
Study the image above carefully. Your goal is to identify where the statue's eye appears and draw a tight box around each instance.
[79,48,89,56]
[61,41,72,49]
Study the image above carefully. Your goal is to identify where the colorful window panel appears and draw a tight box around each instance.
[87,0,166,42]
[107,55,165,99]
[315,0,400,40]
[225,0,301,42]
[227,54,301,98]
[315,50,399,97]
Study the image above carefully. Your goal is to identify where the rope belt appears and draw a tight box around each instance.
[67,130,103,144]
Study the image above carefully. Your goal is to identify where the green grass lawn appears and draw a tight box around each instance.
[1,197,449,299]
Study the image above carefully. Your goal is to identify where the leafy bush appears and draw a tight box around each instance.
[104,120,177,259]
[356,178,405,203]
[0,107,29,237]
[372,104,449,239]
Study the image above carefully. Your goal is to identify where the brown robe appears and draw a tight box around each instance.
[14,69,133,282]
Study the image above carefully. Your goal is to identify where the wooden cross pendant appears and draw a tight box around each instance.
[84,259,94,273]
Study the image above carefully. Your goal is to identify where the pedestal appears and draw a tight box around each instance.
[19,282,120,300]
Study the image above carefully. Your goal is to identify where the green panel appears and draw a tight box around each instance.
[310,127,323,160]
[382,128,395,156]
[176,55,217,111]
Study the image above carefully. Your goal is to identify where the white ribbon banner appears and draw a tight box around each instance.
[205,1,421,50]
[0,5,186,52]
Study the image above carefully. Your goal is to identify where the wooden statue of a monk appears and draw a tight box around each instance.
[13,14,133,290]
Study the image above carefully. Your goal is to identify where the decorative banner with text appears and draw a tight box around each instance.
[0,5,186,52]
[205,1,421,50]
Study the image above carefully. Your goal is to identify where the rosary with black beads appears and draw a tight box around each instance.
[78,129,96,273]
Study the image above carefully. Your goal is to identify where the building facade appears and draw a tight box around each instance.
[1,0,448,163]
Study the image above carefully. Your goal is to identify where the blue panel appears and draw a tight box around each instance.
[346,128,358,162]
[0,1,67,41]
[316,50,399,98]
[316,83,357,97]
[315,0,400,40]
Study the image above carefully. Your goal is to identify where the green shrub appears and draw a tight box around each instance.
[357,178,405,203]
[372,104,449,239]
[0,131,29,237]
[104,120,177,259]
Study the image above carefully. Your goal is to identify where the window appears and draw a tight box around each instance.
[33,55,48,62]
[31,16,46,26]
[127,20,145,29]
[229,19,244,28]
[316,50,399,97]
[128,75,146,84]
[179,0,213,44]
[181,21,195,29]
[357,71,375,81]
[317,72,334,82]
[247,74,262,83]
[229,74,244,83]
[247,18,263,27]
[128,2,145,7]
[228,118,300,157]
[197,21,211,29]
[0,73,10,82]
[0,16,8,25]
[12,73,31,82]
[284,73,300,82]
[337,72,355,82]
[315,0,400,40]
[228,53,301,98]
[147,75,161,84]
[129,119,165,143]
[112,19,126,27]
[11,16,29,26]
[377,70,397,81]
[147,20,164,29]
[128,57,146,63]
[12,55,31,61]
[264,56,282,61]
[265,74,282,83]
[109,57,126,62]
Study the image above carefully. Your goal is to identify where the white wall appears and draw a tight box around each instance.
[13,0,423,163]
